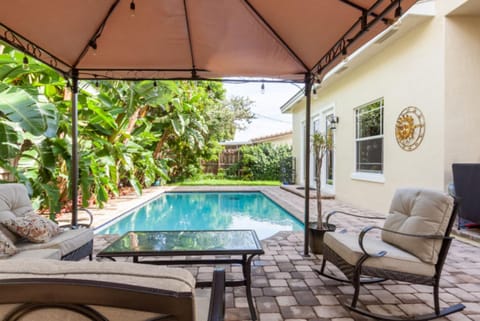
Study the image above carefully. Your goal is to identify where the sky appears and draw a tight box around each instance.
[223,82,302,142]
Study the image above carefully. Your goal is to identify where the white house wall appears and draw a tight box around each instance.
[293,15,448,212]
[444,15,480,187]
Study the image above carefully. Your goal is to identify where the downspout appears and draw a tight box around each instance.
[71,69,79,227]
[304,73,312,256]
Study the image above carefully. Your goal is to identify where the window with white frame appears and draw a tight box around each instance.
[355,99,384,173]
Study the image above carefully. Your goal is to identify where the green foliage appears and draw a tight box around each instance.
[232,143,292,181]
[0,44,255,214]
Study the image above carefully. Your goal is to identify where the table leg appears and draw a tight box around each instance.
[243,254,258,321]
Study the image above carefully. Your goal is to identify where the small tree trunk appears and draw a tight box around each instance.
[315,157,323,228]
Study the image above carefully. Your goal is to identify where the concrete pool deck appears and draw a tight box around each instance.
[86,186,480,321]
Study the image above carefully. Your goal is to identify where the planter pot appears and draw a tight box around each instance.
[308,222,336,254]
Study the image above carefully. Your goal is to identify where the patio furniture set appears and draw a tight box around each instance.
[0,183,468,321]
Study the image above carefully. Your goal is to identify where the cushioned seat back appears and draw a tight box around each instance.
[0,184,35,220]
[381,188,454,264]
[0,259,197,321]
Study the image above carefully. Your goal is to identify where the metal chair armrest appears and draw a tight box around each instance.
[58,208,93,228]
[325,210,384,226]
[358,225,446,258]
[208,268,226,321]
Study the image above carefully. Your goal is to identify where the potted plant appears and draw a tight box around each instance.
[308,131,335,254]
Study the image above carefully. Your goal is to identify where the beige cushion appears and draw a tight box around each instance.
[0,259,195,292]
[0,230,16,258]
[0,259,197,321]
[16,228,93,257]
[7,248,61,260]
[382,188,454,264]
[0,183,35,217]
[0,224,19,244]
[324,231,436,277]
[3,214,61,243]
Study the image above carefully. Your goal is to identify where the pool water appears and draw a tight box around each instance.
[96,192,303,240]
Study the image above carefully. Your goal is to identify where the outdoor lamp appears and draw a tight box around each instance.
[328,115,339,130]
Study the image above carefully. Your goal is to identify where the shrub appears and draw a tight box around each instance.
[231,143,292,181]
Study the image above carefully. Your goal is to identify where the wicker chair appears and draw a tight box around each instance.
[316,188,465,321]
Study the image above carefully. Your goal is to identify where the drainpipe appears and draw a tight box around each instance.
[304,73,312,256]
[71,69,79,228]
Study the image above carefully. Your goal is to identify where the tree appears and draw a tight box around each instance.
[312,132,333,228]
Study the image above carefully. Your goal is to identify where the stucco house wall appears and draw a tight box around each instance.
[286,0,480,212]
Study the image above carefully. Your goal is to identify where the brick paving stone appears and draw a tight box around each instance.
[252,276,269,287]
[291,271,318,279]
[467,315,480,321]
[225,308,251,321]
[266,272,291,279]
[264,266,280,273]
[295,265,313,272]
[464,302,480,314]
[234,297,249,308]
[446,313,475,321]
[446,288,479,301]
[383,284,417,294]
[304,278,325,287]
[457,283,480,292]
[252,288,264,297]
[269,279,288,287]
[313,305,351,318]
[278,262,296,272]
[357,294,380,305]
[274,255,290,262]
[293,291,320,306]
[276,296,298,306]
[288,279,309,290]
[364,304,405,317]
[315,295,340,305]
[263,287,293,297]
[370,290,402,304]
[396,293,422,304]
[256,296,280,313]
[280,306,317,319]
[258,313,283,321]
[398,303,435,316]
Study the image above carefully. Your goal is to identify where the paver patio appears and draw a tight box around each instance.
[89,186,480,321]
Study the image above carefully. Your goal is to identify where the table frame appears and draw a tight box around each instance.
[97,230,264,321]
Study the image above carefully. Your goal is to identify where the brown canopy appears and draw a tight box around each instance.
[0,0,417,255]
[0,0,416,81]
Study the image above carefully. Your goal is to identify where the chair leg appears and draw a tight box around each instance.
[433,279,440,315]
[320,256,327,274]
[351,266,361,308]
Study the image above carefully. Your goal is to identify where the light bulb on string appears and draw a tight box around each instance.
[22,56,29,70]
[261,82,265,94]
[130,0,136,17]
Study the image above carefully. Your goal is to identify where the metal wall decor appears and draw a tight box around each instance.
[395,106,425,151]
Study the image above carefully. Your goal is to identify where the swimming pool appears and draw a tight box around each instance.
[96,192,303,240]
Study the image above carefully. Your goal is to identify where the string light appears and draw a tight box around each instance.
[89,40,97,56]
[153,81,158,95]
[130,0,136,17]
[22,56,29,70]
[261,82,265,94]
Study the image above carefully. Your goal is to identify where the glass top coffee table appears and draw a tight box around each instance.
[97,230,264,320]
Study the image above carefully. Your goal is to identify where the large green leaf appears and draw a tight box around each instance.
[0,120,20,158]
[0,86,55,136]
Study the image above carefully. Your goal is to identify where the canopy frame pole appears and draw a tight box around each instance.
[71,69,79,228]
[303,73,313,256]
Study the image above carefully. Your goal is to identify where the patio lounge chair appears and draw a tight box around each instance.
[316,188,465,320]
[0,183,93,261]
[0,259,225,321]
